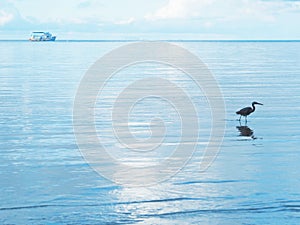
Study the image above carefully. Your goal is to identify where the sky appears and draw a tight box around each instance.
[0,0,300,40]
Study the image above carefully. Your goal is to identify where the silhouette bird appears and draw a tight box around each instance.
[236,101,263,122]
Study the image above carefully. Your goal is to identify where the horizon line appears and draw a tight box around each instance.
[1,39,300,42]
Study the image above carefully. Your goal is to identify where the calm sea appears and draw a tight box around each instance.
[0,40,300,224]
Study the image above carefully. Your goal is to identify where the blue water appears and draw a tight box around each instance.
[1,40,300,224]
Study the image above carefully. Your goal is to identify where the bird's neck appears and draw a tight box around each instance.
[252,103,256,112]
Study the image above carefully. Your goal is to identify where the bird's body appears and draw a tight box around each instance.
[236,101,263,122]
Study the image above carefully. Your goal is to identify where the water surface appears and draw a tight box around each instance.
[0,40,300,224]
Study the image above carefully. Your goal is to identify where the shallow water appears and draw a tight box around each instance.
[0,40,300,224]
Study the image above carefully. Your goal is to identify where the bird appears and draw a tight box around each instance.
[236,101,263,122]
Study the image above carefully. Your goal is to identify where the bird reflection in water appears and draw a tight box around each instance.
[236,124,257,140]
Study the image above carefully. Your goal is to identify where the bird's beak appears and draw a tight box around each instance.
[257,102,263,105]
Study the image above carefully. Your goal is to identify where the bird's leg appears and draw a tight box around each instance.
[245,116,248,124]
[238,115,241,121]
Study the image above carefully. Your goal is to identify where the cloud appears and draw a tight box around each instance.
[77,0,92,8]
[1,0,300,39]
[144,0,279,32]
[0,10,14,26]
[145,0,214,20]
[140,0,300,39]
[145,0,300,22]
[115,17,135,25]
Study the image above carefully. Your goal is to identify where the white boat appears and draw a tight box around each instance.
[29,32,56,41]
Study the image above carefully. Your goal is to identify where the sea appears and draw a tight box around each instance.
[0,40,300,224]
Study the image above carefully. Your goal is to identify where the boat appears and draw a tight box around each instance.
[29,32,56,41]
